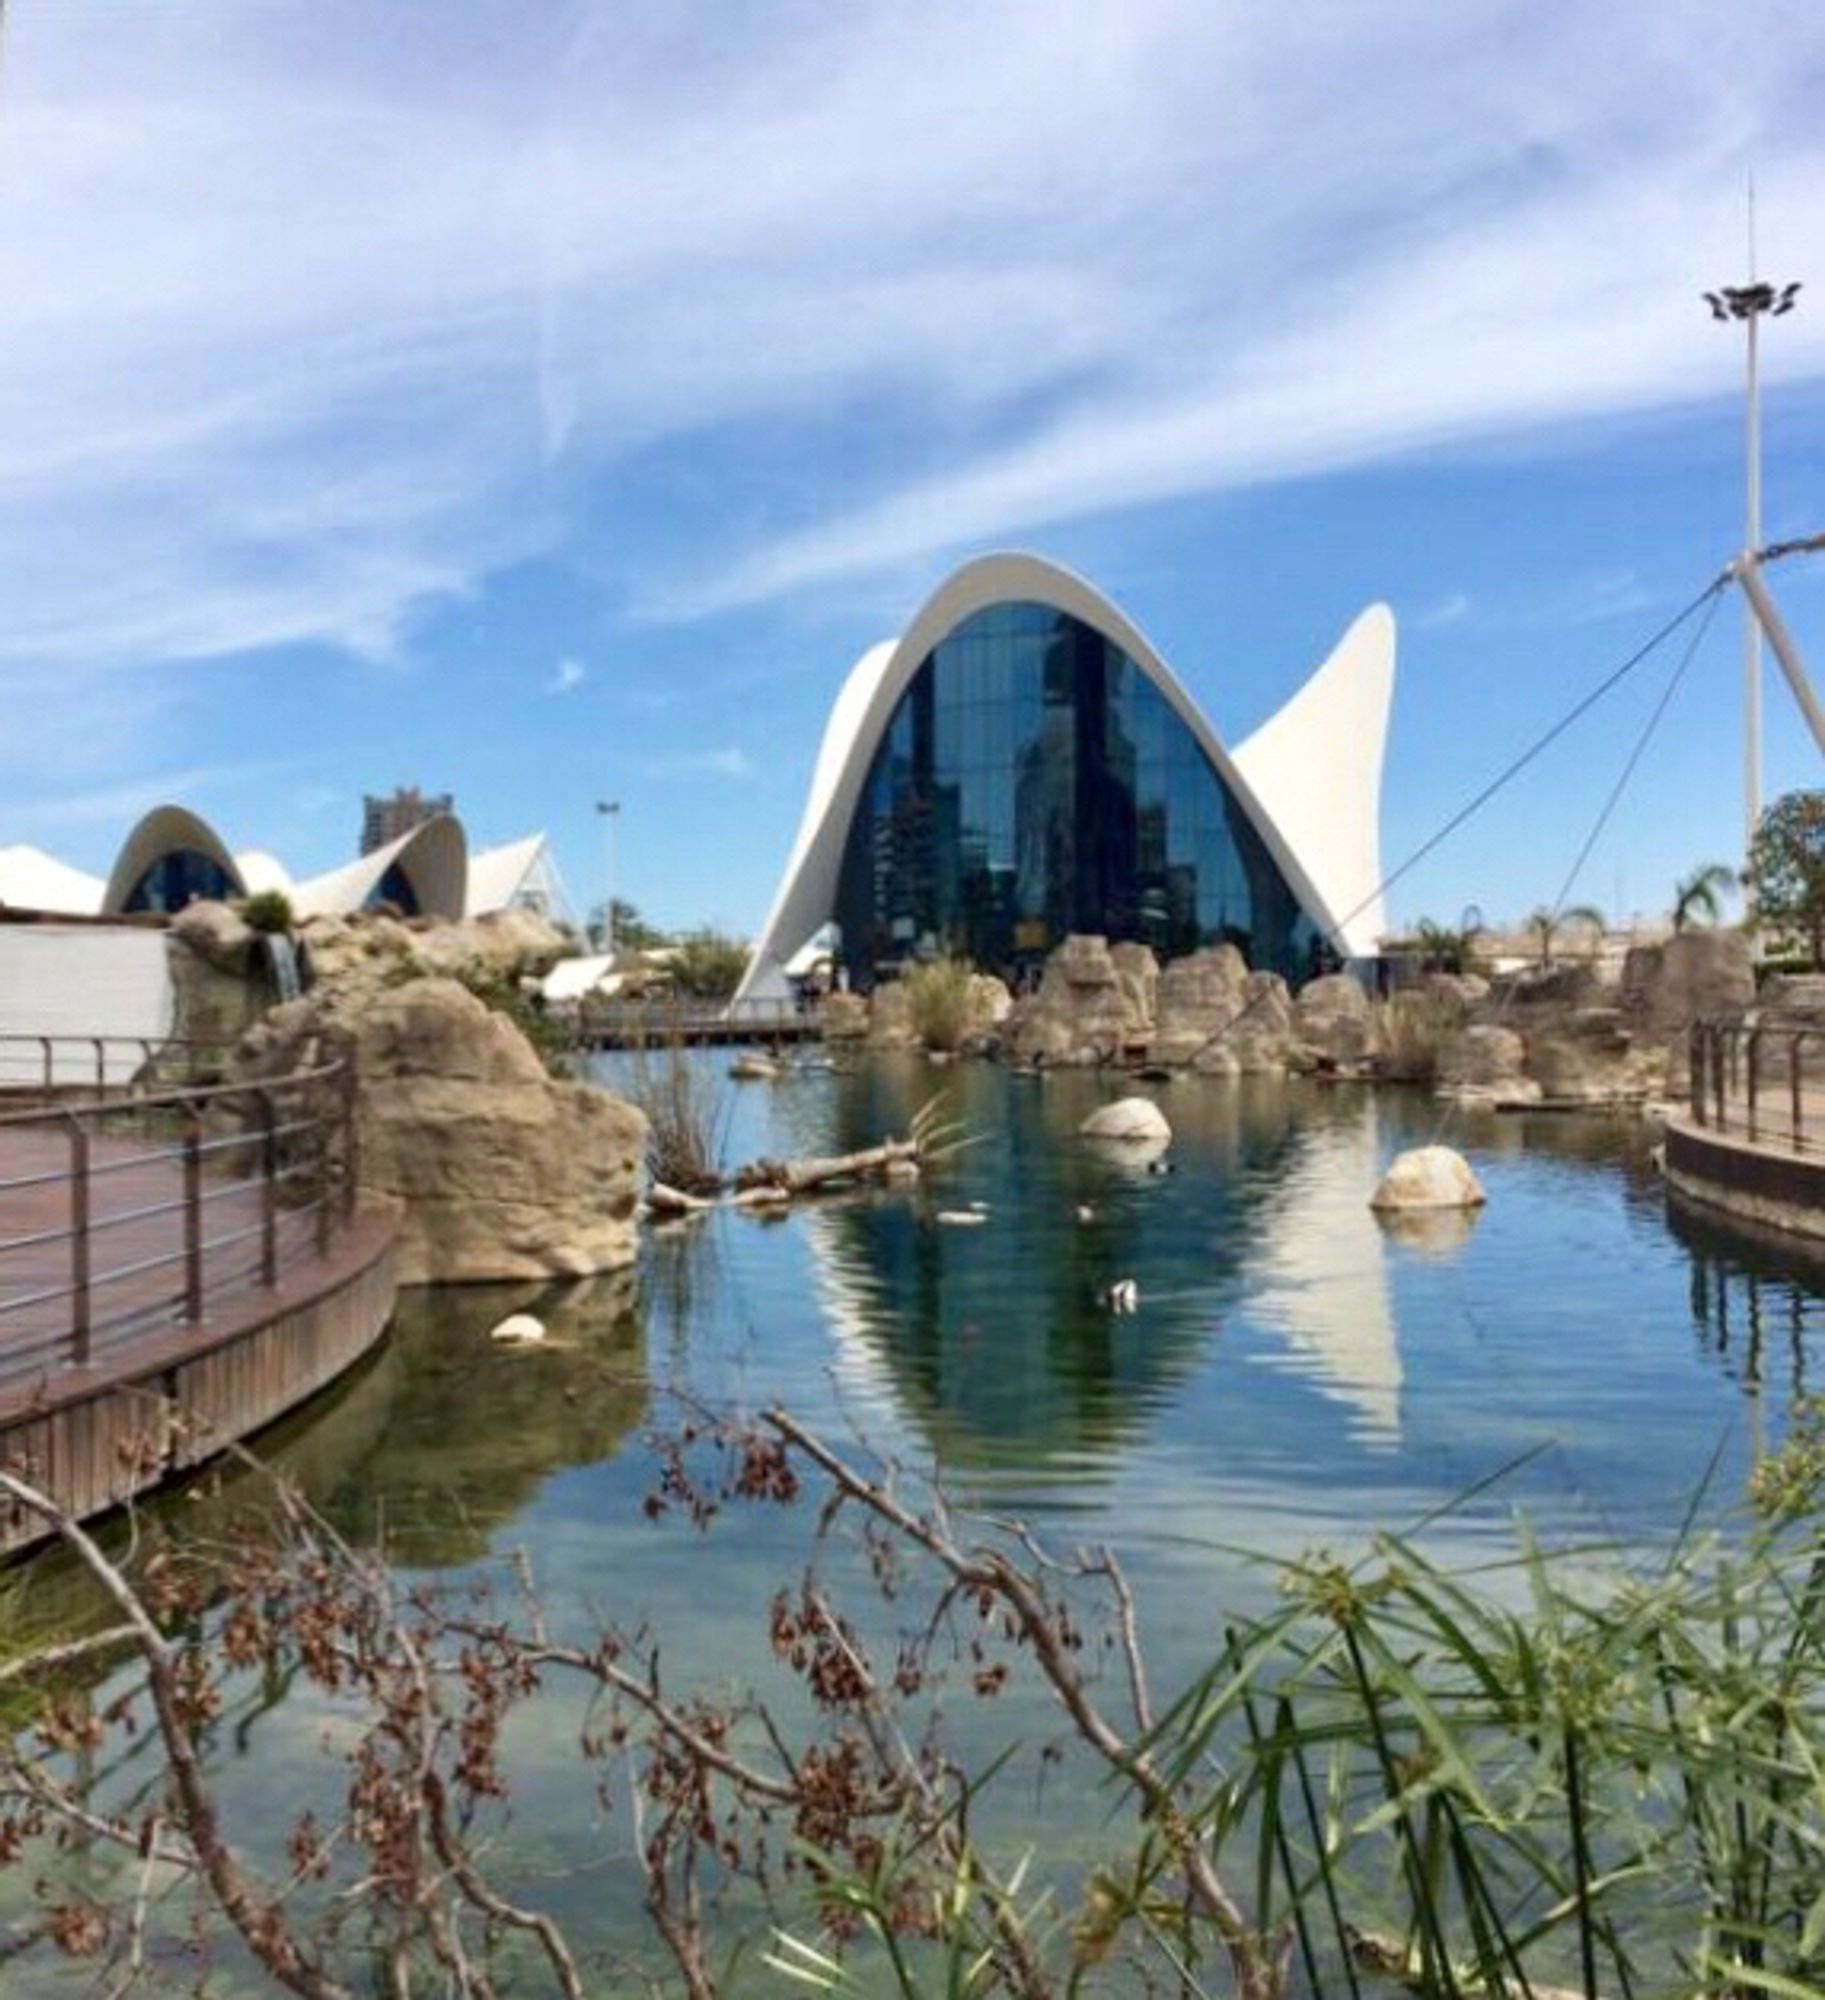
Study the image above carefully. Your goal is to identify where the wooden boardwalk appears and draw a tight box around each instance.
[575,998,827,1051]
[0,1047,398,1555]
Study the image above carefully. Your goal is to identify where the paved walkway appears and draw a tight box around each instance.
[0,1117,322,1398]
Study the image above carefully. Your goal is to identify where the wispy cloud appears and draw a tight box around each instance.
[1,0,1820,709]
[1412,592,1473,632]
[546,656,586,695]
[635,746,754,781]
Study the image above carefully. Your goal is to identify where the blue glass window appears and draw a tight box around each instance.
[832,604,1330,987]
[122,849,237,915]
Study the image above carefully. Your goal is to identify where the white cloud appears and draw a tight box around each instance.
[546,656,586,695]
[0,0,1820,720]
[635,746,754,781]
[1411,592,1473,633]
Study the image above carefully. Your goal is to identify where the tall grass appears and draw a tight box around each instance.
[622,1028,731,1193]
[903,956,976,1052]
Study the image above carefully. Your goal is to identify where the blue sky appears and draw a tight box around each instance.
[3,0,1823,936]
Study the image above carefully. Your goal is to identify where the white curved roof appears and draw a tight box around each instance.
[291,813,468,920]
[0,845,106,916]
[467,831,575,921]
[234,849,295,896]
[101,806,246,916]
[736,552,1394,1000]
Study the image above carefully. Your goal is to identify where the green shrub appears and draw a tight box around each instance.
[669,929,750,1001]
[903,955,975,1052]
[241,888,295,935]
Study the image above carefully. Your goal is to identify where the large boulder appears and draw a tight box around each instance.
[1435,1024,1538,1106]
[1524,1006,1662,1103]
[867,982,919,1049]
[1294,972,1377,1067]
[1152,946,1247,1064]
[233,978,646,1285]
[1369,1146,1487,1212]
[1621,930,1754,1038]
[1006,935,1150,1065]
[967,973,1014,1028]
[821,992,870,1041]
[1080,1096,1172,1145]
[168,901,269,1046]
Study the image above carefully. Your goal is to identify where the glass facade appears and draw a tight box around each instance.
[367,862,422,916]
[122,848,238,915]
[832,602,1331,988]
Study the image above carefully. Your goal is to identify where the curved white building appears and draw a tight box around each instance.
[738,552,1394,1001]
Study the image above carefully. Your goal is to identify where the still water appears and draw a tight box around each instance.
[9,1059,1825,1986]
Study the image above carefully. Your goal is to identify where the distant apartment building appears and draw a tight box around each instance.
[361,787,454,856]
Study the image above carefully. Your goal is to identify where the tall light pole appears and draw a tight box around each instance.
[1705,203,1802,876]
[595,800,621,958]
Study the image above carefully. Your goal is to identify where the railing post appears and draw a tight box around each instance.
[1713,1028,1727,1129]
[1746,1027,1761,1142]
[1690,1025,1705,1125]
[314,1082,333,1257]
[257,1089,278,1287]
[39,1036,52,1098]
[67,1116,90,1368]
[183,1112,204,1322]
[1792,1033,1804,1152]
[340,1058,358,1224]
[92,1038,105,1098]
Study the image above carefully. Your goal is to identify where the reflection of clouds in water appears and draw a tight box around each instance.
[1242,1098,1403,1449]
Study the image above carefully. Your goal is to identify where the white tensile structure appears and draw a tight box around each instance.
[736,552,1395,1003]
[1,811,564,926]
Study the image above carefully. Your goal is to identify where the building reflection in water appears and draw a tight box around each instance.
[798,1061,1410,1475]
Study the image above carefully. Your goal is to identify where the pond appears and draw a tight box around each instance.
[7,1056,1824,1988]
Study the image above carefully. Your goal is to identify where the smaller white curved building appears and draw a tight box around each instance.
[739,552,1395,1001]
[288,814,468,921]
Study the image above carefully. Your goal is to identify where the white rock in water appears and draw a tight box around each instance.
[936,1209,988,1227]
[1369,1146,1487,1212]
[1079,1097,1172,1145]
[488,1312,547,1345]
[729,1054,781,1081]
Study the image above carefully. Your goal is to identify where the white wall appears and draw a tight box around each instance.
[0,925,175,1086]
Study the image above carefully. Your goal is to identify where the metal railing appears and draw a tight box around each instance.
[576,995,826,1043]
[0,1033,232,1101]
[1688,1019,1825,1155]
[0,1053,358,1392]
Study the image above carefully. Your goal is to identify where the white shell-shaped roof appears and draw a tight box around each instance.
[467,833,549,916]
[101,807,245,916]
[736,552,1394,1000]
[291,813,467,920]
[0,844,107,916]
[234,849,295,896]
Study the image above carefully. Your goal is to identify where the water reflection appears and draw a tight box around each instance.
[307,1273,647,1563]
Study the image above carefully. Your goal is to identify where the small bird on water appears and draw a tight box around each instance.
[1101,1279,1139,1313]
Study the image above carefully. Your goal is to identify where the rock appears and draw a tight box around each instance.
[1079,1096,1172,1145]
[1294,973,1377,1066]
[1151,947,1247,1063]
[729,1054,781,1081]
[936,1208,988,1226]
[232,977,646,1285]
[1621,930,1753,1040]
[1109,941,1161,1027]
[967,973,1013,1027]
[1436,1025,1536,1105]
[172,899,255,973]
[821,992,870,1041]
[488,1312,546,1345]
[1007,935,1151,1066]
[1524,1006,1661,1103]
[867,982,919,1049]
[1191,1042,1241,1080]
[1757,971,1825,1021]
[1369,1145,1487,1212]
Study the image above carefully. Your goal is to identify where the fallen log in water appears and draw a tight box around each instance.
[733,1136,923,1196]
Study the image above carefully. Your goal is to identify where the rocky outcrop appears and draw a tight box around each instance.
[867,982,919,1049]
[1370,1145,1487,1211]
[1151,946,1246,1063]
[1293,972,1377,1068]
[967,974,1014,1028]
[1435,1024,1538,1106]
[1619,930,1754,1091]
[232,976,645,1285]
[822,992,870,1040]
[168,902,269,1047]
[1523,1006,1662,1104]
[1005,935,1151,1066]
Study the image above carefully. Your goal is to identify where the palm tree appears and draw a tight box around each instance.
[1527,903,1605,968]
[1671,862,1736,933]
[1412,917,1484,974]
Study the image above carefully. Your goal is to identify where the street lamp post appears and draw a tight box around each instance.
[1705,242,1802,875]
[595,800,621,959]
